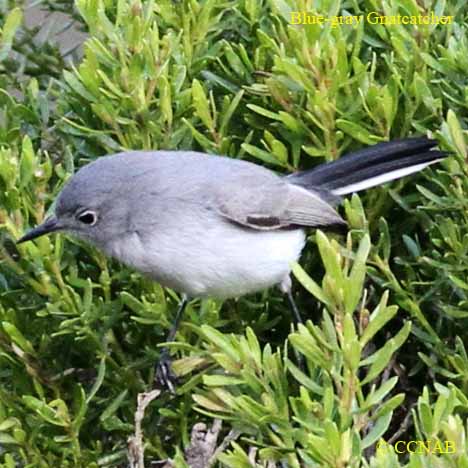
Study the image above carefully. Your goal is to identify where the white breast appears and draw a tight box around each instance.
[107,223,306,299]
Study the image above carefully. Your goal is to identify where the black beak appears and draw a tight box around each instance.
[17,216,61,244]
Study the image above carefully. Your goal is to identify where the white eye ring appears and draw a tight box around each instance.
[77,210,98,226]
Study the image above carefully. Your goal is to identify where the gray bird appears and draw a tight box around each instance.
[17,137,446,389]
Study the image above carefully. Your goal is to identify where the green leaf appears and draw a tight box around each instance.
[287,359,324,395]
[291,263,330,306]
[22,396,68,427]
[201,325,240,362]
[183,119,216,150]
[0,418,18,432]
[200,70,239,93]
[362,410,393,448]
[220,90,244,136]
[374,394,405,419]
[192,79,213,130]
[365,377,398,408]
[289,325,329,369]
[360,292,398,347]
[420,52,445,73]
[241,143,286,167]
[0,7,22,61]
[336,120,381,144]
[270,0,292,21]
[192,393,227,412]
[159,75,173,126]
[0,433,20,445]
[418,400,433,434]
[86,358,106,404]
[223,42,248,78]
[316,231,343,288]
[361,322,411,384]
[246,104,281,121]
[203,375,244,386]
[100,390,128,422]
[345,234,370,314]
[447,110,467,158]
[2,322,35,355]
[63,70,97,101]
[19,136,35,189]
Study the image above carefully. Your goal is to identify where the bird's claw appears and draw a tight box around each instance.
[155,349,178,394]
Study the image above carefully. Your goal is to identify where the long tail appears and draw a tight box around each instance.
[286,137,447,196]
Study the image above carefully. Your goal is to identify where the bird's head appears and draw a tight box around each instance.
[17,155,135,248]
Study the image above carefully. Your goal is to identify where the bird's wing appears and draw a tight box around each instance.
[214,176,345,231]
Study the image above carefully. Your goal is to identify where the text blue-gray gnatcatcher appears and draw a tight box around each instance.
[17,137,446,388]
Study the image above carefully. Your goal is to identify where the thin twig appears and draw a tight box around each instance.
[207,427,241,467]
[387,403,416,445]
[128,390,161,468]
[185,419,222,468]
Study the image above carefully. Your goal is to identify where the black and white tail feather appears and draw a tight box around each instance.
[287,137,447,198]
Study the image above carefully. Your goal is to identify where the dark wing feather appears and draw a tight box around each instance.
[215,176,345,230]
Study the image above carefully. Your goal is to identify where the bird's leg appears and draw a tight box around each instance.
[280,277,305,371]
[280,276,304,325]
[286,288,304,325]
[155,295,188,393]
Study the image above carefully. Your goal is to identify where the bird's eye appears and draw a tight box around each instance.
[77,210,97,225]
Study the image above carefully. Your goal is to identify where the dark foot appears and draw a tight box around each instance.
[155,349,178,394]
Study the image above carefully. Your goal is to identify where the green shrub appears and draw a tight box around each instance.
[0,0,467,466]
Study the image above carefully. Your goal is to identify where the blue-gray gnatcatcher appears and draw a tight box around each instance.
[18,137,446,388]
